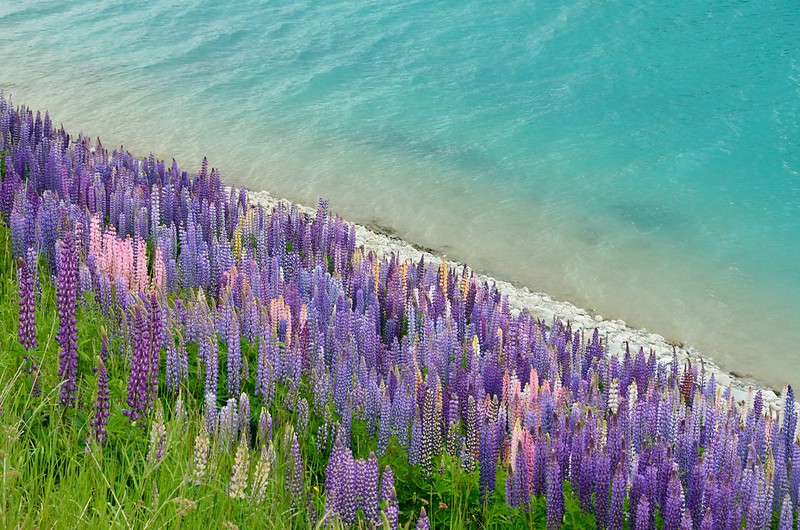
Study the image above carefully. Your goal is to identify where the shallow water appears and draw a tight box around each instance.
[1,0,798,388]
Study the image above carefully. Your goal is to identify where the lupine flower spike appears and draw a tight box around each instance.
[87,356,110,447]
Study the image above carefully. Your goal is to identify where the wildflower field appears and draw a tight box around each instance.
[1,94,798,529]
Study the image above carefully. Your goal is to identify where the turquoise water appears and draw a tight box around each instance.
[1,1,799,388]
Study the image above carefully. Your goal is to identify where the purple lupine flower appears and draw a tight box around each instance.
[380,465,399,530]
[784,386,797,466]
[165,331,181,394]
[287,433,304,510]
[56,228,79,407]
[87,356,110,446]
[378,386,391,456]
[779,494,793,530]
[204,331,219,399]
[99,327,109,364]
[17,249,37,350]
[238,392,250,441]
[147,293,163,402]
[546,449,564,530]
[462,394,478,472]
[227,311,242,397]
[416,507,430,530]
[257,407,272,447]
[679,510,693,530]
[295,397,309,435]
[608,464,625,530]
[124,305,151,422]
[326,440,357,524]
[360,452,380,525]
[635,495,651,530]
[420,387,440,476]
[663,465,684,530]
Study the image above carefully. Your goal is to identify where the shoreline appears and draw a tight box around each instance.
[246,188,785,415]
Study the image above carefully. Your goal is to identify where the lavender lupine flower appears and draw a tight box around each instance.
[87,356,110,446]
[360,452,380,525]
[147,293,163,401]
[783,386,797,466]
[56,228,79,407]
[99,327,109,364]
[125,305,151,422]
[227,312,242,397]
[779,494,793,530]
[287,433,304,510]
[17,249,37,350]
[663,465,684,530]
[420,387,440,476]
[462,395,478,472]
[257,407,272,447]
[679,510,693,530]
[608,464,626,530]
[380,465,399,530]
[238,392,250,440]
[228,436,249,499]
[165,329,188,394]
[507,439,530,509]
[416,507,430,530]
[326,440,357,524]
[635,495,651,530]
[546,450,564,530]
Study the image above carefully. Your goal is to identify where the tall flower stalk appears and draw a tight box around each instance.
[17,248,36,350]
[56,228,79,408]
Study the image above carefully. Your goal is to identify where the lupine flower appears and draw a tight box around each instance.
[125,305,151,422]
[174,392,187,432]
[56,228,79,407]
[87,356,110,446]
[380,465,399,530]
[608,464,625,530]
[218,398,238,452]
[237,392,250,440]
[360,452,380,525]
[546,450,564,530]
[250,443,273,504]
[147,401,167,466]
[228,436,249,499]
[287,433,304,510]
[257,407,272,447]
[635,495,651,530]
[227,311,242,396]
[778,494,792,530]
[192,422,212,485]
[326,440,357,524]
[17,249,37,350]
[416,507,430,530]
